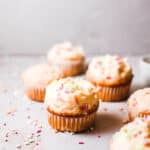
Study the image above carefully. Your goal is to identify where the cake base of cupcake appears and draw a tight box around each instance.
[49,60,86,77]
[48,112,96,133]
[25,86,45,102]
[98,82,131,102]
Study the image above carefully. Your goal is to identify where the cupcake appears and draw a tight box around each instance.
[110,116,150,150]
[47,42,86,77]
[22,63,63,102]
[86,55,133,102]
[45,78,99,132]
[128,88,150,121]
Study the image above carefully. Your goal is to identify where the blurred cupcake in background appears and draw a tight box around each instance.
[86,55,133,102]
[47,42,86,77]
[45,78,99,132]
[128,88,150,121]
[22,63,63,102]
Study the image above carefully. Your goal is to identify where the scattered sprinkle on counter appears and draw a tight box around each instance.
[78,141,85,144]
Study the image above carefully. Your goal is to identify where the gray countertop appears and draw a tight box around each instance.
[0,56,146,150]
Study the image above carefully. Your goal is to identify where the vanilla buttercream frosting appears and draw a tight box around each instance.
[128,88,150,119]
[87,55,133,86]
[45,78,99,116]
[111,117,150,150]
[47,42,85,61]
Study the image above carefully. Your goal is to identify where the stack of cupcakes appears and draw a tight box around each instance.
[22,41,150,140]
[22,42,86,103]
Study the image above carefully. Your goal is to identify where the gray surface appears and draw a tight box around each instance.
[0,56,147,150]
[0,0,150,55]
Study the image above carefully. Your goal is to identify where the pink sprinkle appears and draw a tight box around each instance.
[60,83,64,89]
[106,76,111,80]
[84,104,88,111]
[64,90,70,94]
[15,131,18,135]
[36,143,39,146]
[78,141,85,144]
[36,130,42,134]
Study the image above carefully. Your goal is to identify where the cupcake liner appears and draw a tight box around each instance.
[25,86,45,102]
[48,112,96,132]
[98,82,131,102]
[128,111,150,121]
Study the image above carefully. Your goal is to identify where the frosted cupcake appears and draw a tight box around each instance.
[110,116,150,150]
[86,55,133,102]
[47,42,86,77]
[22,63,63,102]
[128,88,150,121]
[45,78,99,132]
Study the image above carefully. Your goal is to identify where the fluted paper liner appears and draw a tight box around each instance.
[25,86,45,102]
[98,82,131,102]
[48,112,96,132]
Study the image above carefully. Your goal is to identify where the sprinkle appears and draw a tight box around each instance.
[106,76,111,80]
[97,135,101,138]
[78,141,85,144]
[70,85,76,91]
[16,131,18,134]
[3,123,7,126]
[5,139,8,142]
[25,141,30,146]
[36,143,39,146]
[59,83,64,90]
[5,106,17,115]
[83,104,88,111]
[36,130,42,134]
[64,90,70,94]
[29,139,35,144]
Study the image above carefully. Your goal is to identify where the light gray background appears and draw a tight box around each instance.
[0,0,150,56]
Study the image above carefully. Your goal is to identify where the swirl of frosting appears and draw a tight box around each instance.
[45,78,99,116]
[111,117,150,150]
[87,55,133,86]
[47,42,85,61]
